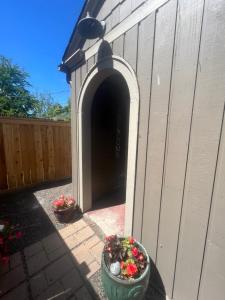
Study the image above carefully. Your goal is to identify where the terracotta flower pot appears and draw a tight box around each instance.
[53,205,75,223]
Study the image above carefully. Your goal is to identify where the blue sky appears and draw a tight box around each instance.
[0,0,85,105]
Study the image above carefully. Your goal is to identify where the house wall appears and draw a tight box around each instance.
[69,0,225,299]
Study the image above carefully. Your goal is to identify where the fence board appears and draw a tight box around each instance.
[47,126,55,179]
[2,124,17,189]
[20,125,32,186]
[53,126,62,179]
[28,125,37,184]
[34,125,44,182]
[13,125,24,187]
[67,126,72,176]
[63,126,69,178]
[41,125,49,181]
[60,126,67,178]
[0,117,71,192]
[0,124,7,189]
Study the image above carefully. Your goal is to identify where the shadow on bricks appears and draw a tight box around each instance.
[0,179,105,300]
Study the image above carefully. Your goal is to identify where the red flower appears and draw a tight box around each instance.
[16,231,23,239]
[8,234,14,240]
[53,199,65,207]
[128,236,135,244]
[126,263,138,277]
[132,247,139,257]
[106,247,112,252]
[0,237,3,245]
[59,199,65,206]
[2,256,9,265]
[120,261,126,270]
[53,195,76,210]
[67,198,75,206]
[138,254,144,261]
[105,235,115,242]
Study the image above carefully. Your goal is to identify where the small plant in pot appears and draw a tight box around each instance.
[0,220,23,266]
[101,235,150,300]
[52,195,76,223]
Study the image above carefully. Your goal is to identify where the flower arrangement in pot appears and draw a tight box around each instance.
[0,220,23,266]
[101,235,150,300]
[52,195,76,223]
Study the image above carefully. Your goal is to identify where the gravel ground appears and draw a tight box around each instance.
[0,179,105,253]
[0,179,75,252]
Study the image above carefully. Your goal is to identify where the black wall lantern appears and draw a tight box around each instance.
[77,12,106,40]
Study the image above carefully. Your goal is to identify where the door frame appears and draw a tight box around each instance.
[77,56,139,235]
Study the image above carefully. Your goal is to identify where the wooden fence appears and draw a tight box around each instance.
[0,117,71,192]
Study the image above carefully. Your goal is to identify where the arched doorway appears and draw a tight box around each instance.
[78,56,139,235]
[91,73,130,207]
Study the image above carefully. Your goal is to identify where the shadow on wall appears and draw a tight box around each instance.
[146,258,167,299]
[97,40,113,68]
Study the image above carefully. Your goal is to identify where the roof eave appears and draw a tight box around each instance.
[59,49,85,83]
[62,0,89,62]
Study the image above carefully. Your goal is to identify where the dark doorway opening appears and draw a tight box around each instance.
[91,72,130,209]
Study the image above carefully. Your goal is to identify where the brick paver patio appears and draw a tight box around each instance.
[0,218,104,299]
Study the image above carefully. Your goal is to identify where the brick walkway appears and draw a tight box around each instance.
[0,218,105,300]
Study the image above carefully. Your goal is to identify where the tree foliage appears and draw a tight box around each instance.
[35,93,71,120]
[0,55,38,117]
[0,55,70,120]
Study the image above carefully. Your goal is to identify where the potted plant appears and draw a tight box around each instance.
[101,235,150,300]
[0,220,23,266]
[52,195,76,223]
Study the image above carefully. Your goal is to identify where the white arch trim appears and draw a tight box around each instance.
[78,56,139,236]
